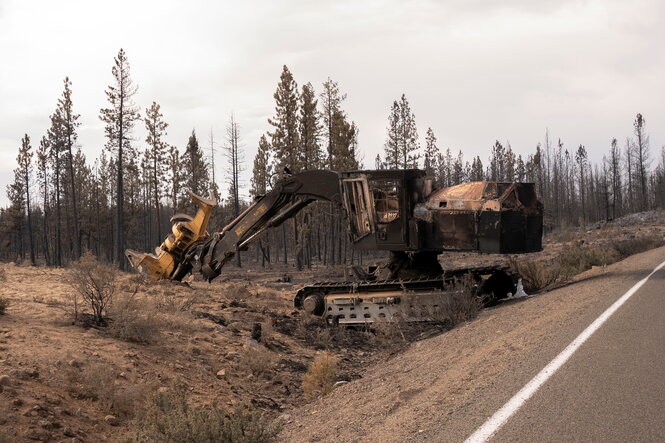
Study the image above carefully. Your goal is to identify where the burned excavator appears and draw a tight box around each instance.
[126,169,543,325]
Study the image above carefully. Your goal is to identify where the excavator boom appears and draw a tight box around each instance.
[126,170,340,282]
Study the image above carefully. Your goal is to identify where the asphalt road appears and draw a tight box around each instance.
[487,264,665,442]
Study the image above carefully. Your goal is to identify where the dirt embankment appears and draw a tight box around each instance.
[0,264,390,442]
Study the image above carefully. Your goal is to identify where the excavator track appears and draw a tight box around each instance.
[295,266,518,325]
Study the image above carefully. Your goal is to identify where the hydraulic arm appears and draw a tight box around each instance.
[126,170,341,282]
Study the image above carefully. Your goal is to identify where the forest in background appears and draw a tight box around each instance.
[2,48,665,270]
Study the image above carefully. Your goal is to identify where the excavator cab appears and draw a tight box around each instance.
[340,170,429,251]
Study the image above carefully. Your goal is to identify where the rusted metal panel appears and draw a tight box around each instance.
[422,181,543,253]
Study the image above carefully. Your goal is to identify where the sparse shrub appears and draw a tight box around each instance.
[66,361,150,418]
[611,235,665,258]
[0,296,8,316]
[66,361,117,406]
[510,258,561,293]
[240,345,274,377]
[302,352,339,399]
[66,251,118,325]
[434,289,483,325]
[0,267,6,282]
[108,294,162,344]
[135,388,281,443]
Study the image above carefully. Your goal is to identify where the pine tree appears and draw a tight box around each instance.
[397,94,420,168]
[383,101,401,169]
[374,154,384,170]
[384,94,420,169]
[36,136,51,264]
[53,77,81,259]
[470,156,484,181]
[182,130,210,205]
[250,134,272,268]
[269,65,301,173]
[299,82,321,170]
[17,134,35,265]
[489,141,505,181]
[607,138,622,218]
[331,110,359,170]
[452,150,465,184]
[166,144,183,212]
[320,77,346,169]
[6,168,26,260]
[505,142,515,181]
[423,127,438,176]
[47,111,65,266]
[575,145,588,225]
[251,134,271,197]
[268,66,302,267]
[633,113,650,211]
[144,101,168,241]
[99,48,140,269]
[515,155,526,182]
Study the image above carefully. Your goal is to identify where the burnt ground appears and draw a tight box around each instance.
[0,211,664,441]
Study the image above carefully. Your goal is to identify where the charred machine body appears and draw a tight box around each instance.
[126,168,543,324]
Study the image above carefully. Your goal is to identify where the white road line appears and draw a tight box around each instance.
[465,259,665,443]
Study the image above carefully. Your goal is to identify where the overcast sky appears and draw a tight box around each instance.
[1,0,665,207]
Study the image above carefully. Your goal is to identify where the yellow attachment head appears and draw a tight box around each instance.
[125,249,175,280]
[125,191,217,280]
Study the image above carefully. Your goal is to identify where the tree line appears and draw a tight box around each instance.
[2,48,665,271]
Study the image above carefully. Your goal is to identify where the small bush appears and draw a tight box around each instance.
[0,267,6,282]
[302,352,339,399]
[0,296,8,316]
[434,289,483,325]
[108,294,161,344]
[510,258,561,293]
[66,361,150,418]
[240,345,274,377]
[66,251,118,325]
[135,388,281,443]
[66,361,117,406]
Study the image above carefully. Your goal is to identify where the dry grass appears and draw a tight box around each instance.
[512,234,665,293]
[0,296,8,316]
[611,234,664,257]
[302,352,339,399]
[428,289,483,326]
[65,361,152,419]
[106,280,200,344]
[239,344,274,377]
[134,388,281,443]
[509,258,561,293]
[557,245,618,278]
